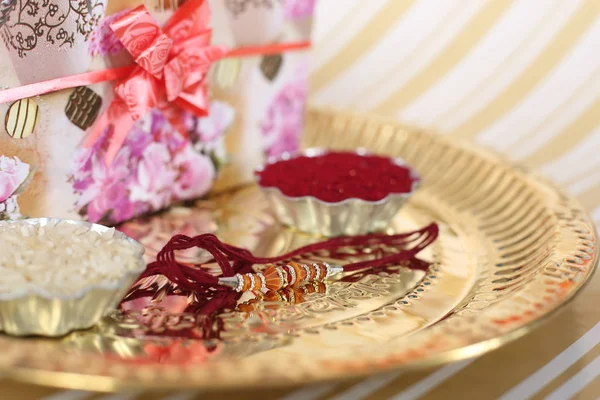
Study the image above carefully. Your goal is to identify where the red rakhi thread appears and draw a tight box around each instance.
[0,40,311,105]
[140,222,439,293]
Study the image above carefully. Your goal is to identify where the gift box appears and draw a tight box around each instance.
[0,0,316,224]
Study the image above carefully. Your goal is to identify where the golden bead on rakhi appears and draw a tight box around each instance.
[218,262,343,293]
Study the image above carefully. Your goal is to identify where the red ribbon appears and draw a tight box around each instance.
[87,0,227,165]
[0,0,311,165]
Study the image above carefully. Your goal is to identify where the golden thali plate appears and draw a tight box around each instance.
[0,108,597,392]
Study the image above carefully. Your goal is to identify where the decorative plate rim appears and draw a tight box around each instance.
[0,108,596,392]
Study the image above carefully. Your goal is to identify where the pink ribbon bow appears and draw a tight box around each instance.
[85,0,227,165]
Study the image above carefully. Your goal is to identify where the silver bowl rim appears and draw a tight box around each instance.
[0,218,146,301]
[254,147,421,206]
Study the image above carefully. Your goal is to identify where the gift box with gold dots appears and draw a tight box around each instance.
[0,0,316,225]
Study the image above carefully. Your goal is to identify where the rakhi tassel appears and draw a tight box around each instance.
[140,222,439,293]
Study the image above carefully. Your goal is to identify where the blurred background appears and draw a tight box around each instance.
[3,1,600,399]
[302,6,600,395]
[310,0,600,221]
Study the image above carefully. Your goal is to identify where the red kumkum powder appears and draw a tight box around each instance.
[256,151,418,203]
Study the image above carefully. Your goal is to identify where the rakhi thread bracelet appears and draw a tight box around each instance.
[139,222,439,294]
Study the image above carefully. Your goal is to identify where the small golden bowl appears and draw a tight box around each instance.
[0,218,145,337]
[255,148,420,237]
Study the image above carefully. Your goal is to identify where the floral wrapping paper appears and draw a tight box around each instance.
[0,0,316,224]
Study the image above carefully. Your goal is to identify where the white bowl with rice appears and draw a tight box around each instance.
[0,218,145,337]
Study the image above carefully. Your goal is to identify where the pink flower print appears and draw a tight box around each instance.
[70,104,225,223]
[261,74,308,157]
[124,124,153,159]
[129,143,178,211]
[196,101,236,143]
[285,0,316,20]
[70,146,143,224]
[183,113,195,134]
[0,156,30,203]
[88,10,129,57]
[77,148,134,222]
[158,124,187,156]
[172,146,215,200]
[74,148,128,208]
[149,110,187,155]
[87,179,140,223]
[70,148,95,192]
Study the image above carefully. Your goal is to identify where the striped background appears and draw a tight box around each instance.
[6,0,600,398]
